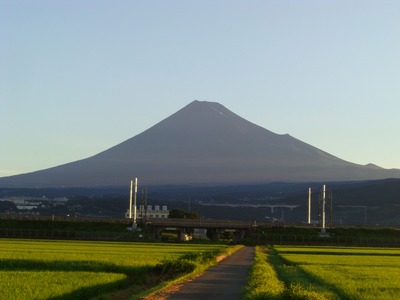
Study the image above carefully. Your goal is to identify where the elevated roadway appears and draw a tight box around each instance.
[144,218,283,241]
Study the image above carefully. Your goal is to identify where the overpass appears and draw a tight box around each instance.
[198,203,300,213]
[144,218,284,241]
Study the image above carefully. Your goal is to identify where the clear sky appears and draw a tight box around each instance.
[1,1,399,178]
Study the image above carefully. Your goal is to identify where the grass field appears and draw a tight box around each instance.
[4,238,399,299]
[245,245,400,299]
[0,238,227,299]
[276,245,400,299]
[243,246,285,300]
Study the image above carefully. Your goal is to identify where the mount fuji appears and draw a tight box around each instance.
[1,100,399,187]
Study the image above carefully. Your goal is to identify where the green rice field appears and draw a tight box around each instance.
[0,238,226,299]
[245,245,400,299]
[276,245,400,299]
[3,238,400,299]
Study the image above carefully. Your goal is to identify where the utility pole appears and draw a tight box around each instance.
[308,188,312,224]
[133,177,138,226]
[129,178,138,228]
[318,184,330,237]
[321,184,326,234]
[330,191,333,228]
[129,180,133,219]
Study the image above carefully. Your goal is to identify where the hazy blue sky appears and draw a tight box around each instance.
[1,1,399,177]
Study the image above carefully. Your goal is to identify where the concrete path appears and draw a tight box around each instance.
[166,246,254,300]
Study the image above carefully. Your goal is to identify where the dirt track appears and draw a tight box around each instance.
[164,246,254,300]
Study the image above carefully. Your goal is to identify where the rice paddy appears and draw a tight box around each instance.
[244,245,400,299]
[276,245,400,299]
[2,238,400,299]
[0,238,226,299]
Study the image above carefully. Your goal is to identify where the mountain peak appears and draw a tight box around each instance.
[1,101,400,187]
[183,100,232,116]
[191,99,222,106]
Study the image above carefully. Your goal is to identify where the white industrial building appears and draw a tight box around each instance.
[125,205,169,219]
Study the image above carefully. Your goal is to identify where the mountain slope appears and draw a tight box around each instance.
[1,100,400,187]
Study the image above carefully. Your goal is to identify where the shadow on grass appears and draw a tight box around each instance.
[267,247,350,299]
[48,278,128,300]
[0,256,200,299]
[0,258,150,276]
[0,259,155,298]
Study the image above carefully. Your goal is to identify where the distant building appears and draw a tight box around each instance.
[125,205,169,219]
[0,196,67,213]
[16,205,37,210]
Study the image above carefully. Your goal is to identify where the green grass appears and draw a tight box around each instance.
[245,246,400,299]
[243,246,285,300]
[268,247,337,300]
[0,238,227,299]
[244,246,330,300]
[274,245,400,300]
[0,271,126,300]
[0,238,224,264]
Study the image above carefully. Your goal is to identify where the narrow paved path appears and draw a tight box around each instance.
[166,246,254,300]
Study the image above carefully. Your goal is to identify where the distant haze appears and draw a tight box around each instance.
[1,101,399,188]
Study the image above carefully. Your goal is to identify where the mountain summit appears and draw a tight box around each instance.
[1,100,400,187]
